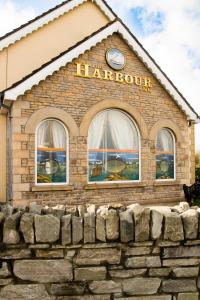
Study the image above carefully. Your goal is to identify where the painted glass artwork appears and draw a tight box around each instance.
[37,120,67,184]
[88,110,139,182]
[156,128,175,180]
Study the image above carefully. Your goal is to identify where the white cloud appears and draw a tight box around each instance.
[0,0,36,37]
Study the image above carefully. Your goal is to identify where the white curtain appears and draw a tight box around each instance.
[88,112,107,149]
[108,110,138,150]
[37,120,66,149]
[157,129,173,152]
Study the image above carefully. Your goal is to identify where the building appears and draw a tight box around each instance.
[0,0,199,207]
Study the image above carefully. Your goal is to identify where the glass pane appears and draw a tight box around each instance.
[88,110,139,182]
[37,120,67,184]
[156,129,174,179]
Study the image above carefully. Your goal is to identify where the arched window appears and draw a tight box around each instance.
[36,119,68,184]
[88,109,140,183]
[156,128,175,180]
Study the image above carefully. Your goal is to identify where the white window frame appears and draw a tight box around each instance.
[87,109,141,184]
[155,128,176,181]
[35,118,69,185]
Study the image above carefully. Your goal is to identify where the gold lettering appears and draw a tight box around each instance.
[115,72,124,83]
[125,74,133,84]
[92,68,102,79]
[144,77,152,88]
[75,63,91,78]
[103,70,114,81]
[134,76,142,86]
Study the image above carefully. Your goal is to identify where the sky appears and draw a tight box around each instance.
[0,0,200,150]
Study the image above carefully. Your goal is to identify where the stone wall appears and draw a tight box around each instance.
[0,202,199,299]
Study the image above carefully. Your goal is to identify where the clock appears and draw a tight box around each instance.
[106,48,126,70]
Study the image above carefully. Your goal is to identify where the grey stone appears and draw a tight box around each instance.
[14,259,73,283]
[96,214,106,242]
[151,210,163,240]
[35,214,60,243]
[0,284,51,300]
[75,267,106,281]
[106,209,119,240]
[115,297,171,300]
[52,205,65,218]
[133,207,150,242]
[50,283,86,295]
[181,209,199,239]
[177,293,199,300]
[197,277,200,289]
[3,212,21,244]
[89,280,122,294]
[61,214,71,245]
[20,213,34,244]
[0,278,13,285]
[84,210,95,243]
[119,210,134,242]
[162,279,197,293]
[75,248,121,265]
[125,256,161,268]
[0,248,31,260]
[125,246,151,256]
[0,262,11,278]
[149,268,171,277]
[164,213,184,241]
[72,216,83,244]
[163,258,200,267]
[122,278,161,295]
[56,296,110,300]
[173,267,199,277]
[1,204,13,217]
[35,249,64,258]
[163,246,200,258]
[29,202,42,214]
[109,269,146,278]
[172,202,190,213]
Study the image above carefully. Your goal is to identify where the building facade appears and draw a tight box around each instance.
[0,0,199,207]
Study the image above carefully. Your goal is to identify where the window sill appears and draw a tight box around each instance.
[85,182,147,190]
[32,185,74,192]
[153,180,180,186]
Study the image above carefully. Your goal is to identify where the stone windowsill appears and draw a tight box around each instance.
[31,185,74,192]
[85,182,147,190]
[153,180,180,186]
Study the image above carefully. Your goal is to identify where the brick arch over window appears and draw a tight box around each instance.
[25,107,79,136]
[149,119,183,143]
[79,100,148,139]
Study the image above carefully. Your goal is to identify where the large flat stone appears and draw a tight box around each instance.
[3,212,21,244]
[75,248,121,265]
[109,269,146,278]
[14,259,72,283]
[177,293,199,300]
[50,283,86,295]
[162,279,197,293]
[84,210,95,243]
[151,209,163,240]
[163,258,200,267]
[181,209,199,240]
[20,213,34,244]
[133,207,150,242]
[0,284,50,300]
[75,267,106,281]
[89,280,122,294]
[106,209,119,240]
[163,246,200,258]
[72,216,83,244]
[125,256,161,268]
[164,213,184,241]
[173,267,199,277]
[122,278,161,295]
[61,214,71,245]
[120,210,134,242]
[125,246,151,256]
[35,215,60,243]
[54,296,110,300]
[116,296,171,300]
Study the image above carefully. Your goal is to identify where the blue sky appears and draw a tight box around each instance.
[0,0,200,150]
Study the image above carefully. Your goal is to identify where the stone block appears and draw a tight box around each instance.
[35,249,64,258]
[0,284,51,300]
[20,213,34,244]
[29,202,42,214]
[149,268,171,277]
[181,209,199,239]
[122,278,161,295]
[133,207,150,242]
[162,279,197,293]
[125,246,151,256]
[115,297,171,300]
[96,214,106,242]
[163,258,200,267]
[75,267,107,281]
[163,246,200,258]
[50,283,86,295]
[109,269,146,278]
[151,209,163,240]
[3,212,21,244]
[75,248,121,265]
[106,209,119,240]
[61,214,71,245]
[172,267,199,278]
[0,262,12,278]
[119,210,134,242]
[164,213,184,241]
[35,214,60,243]
[177,293,199,300]
[89,280,122,294]
[72,216,83,244]
[84,211,95,243]
[14,259,73,283]
[0,249,31,260]
[125,256,161,268]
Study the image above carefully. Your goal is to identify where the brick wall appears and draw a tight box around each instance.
[11,33,191,207]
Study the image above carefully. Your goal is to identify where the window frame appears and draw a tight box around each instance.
[155,128,176,181]
[87,108,141,184]
[35,118,69,186]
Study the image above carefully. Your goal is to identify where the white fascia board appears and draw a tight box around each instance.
[0,0,115,51]
[4,20,198,121]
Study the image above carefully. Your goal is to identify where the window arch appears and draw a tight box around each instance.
[88,109,140,183]
[36,119,68,185]
[156,128,175,180]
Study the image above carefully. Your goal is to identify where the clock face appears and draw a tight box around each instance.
[106,48,126,70]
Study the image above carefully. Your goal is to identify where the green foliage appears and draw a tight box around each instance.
[195,167,200,181]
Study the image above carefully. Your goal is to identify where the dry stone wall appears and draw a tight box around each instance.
[0,202,199,300]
